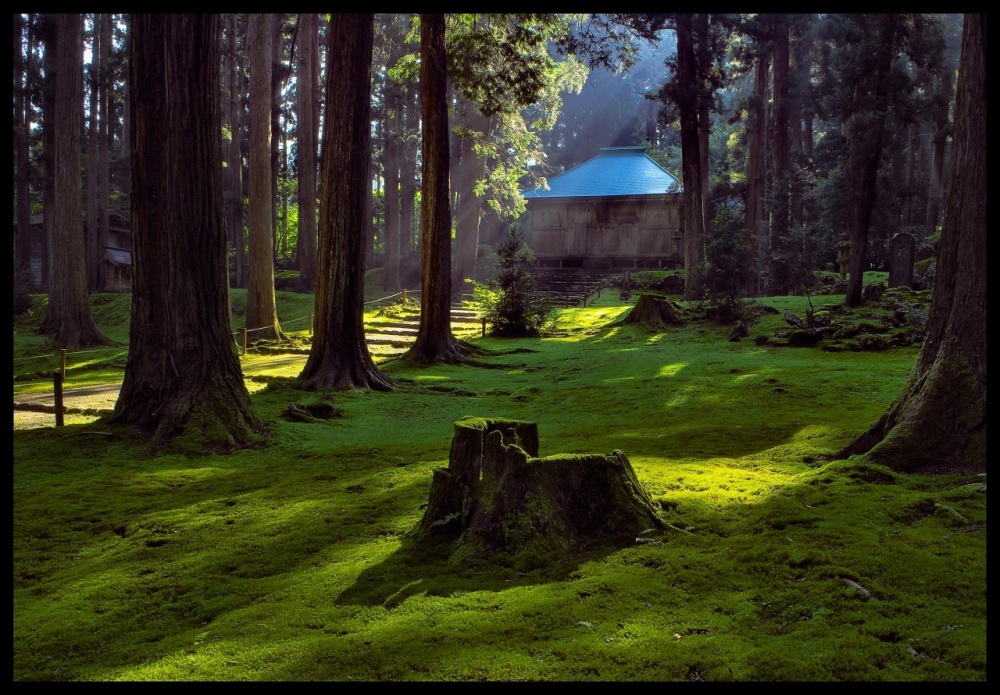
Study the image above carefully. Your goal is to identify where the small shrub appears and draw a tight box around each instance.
[703,205,752,307]
[474,227,551,337]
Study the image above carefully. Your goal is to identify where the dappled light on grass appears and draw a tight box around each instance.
[13,286,985,681]
[656,363,686,378]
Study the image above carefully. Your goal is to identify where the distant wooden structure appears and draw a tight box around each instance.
[28,209,132,292]
[521,146,684,270]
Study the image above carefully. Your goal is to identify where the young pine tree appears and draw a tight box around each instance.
[476,228,550,337]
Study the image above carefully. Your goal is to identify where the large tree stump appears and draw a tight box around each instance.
[418,418,663,561]
[612,293,686,330]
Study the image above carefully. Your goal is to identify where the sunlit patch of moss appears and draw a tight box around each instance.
[13,287,985,682]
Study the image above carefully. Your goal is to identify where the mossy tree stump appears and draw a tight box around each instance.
[613,293,686,330]
[419,417,663,560]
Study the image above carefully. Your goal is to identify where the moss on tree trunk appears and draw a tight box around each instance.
[613,293,686,331]
[419,417,663,564]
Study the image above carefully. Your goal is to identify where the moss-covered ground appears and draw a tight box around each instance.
[12,274,985,681]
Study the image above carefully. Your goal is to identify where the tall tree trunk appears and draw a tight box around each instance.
[453,101,490,296]
[695,15,711,233]
[382,83,401,291]
[14,12,33,277]
[270,14,285,263]
[839,14,985,473]
[120,14,131,210]
[789,29,810,230]
[768,17,791,296]
[401,77,420,252]
[901,122,920,228]
[924,66,952,238]
[99,12,111,263]
[744,52,769,298]
[404,14,464,363]
[247,13,284,341]
[844,15,895,308]
[299,13,390,392]
[40,15,55,294]
[114,13,263,448]
[40,14,110,349]
[223,13,245,289]
[676,14,704,302]
[295,12,318,292]
[86,14,100,291]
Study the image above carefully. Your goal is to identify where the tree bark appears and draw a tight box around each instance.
[14,13,34,277]
[676,15,705,302]
[844,15,896,308]
[924,66,952,238]
[613,293,686,330]
[98,12,111,272]
[298,13,390,392]
[744,51,769,298]
[114,13,263,447]
[453,99,490,296]
[768,17,791,295]
[223,14,245,289]
[85,14,100,291]
[296,12,318,292]
[247,14,284,341]
[419,418,664,564]
[382,77,402,291]
[401,77,420,253]
[40,14,110,349]
[838,14,985,473]
[404,14,465,363]
[270,14,285,261]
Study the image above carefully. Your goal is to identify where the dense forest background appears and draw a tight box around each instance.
[12,13,982,470]
[13,13,963,299]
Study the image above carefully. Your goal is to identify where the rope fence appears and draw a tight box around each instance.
[15,288,430,380]
[14,289,483,414]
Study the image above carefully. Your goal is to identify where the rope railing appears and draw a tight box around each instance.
[14,289,464,387]
[364,288,420,306]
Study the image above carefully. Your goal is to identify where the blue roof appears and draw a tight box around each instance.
[103,248,132,267]
[523,146,680,199]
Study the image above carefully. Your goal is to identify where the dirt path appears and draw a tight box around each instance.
[14,306,482,431]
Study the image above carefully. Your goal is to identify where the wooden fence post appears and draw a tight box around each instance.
[52,370,64,427]
[60,348,67,381]
[242,327,248,355]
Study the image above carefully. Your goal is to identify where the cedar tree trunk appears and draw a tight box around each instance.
[838,14,985,473]
[744,52,769,298]
[113,13,264,447]
[404,14,465,363]
[246,13,284,341]
[768,18,791,295]
[676,15,705,302]
[14,13,33,276]
[843,15,895,308]
[298,13,391,392]
[296,12,318,292]
[40,14,110,349]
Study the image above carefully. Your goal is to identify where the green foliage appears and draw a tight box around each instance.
[474,228,551,337]
[13,269,35,316]
[702,204,752,306]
